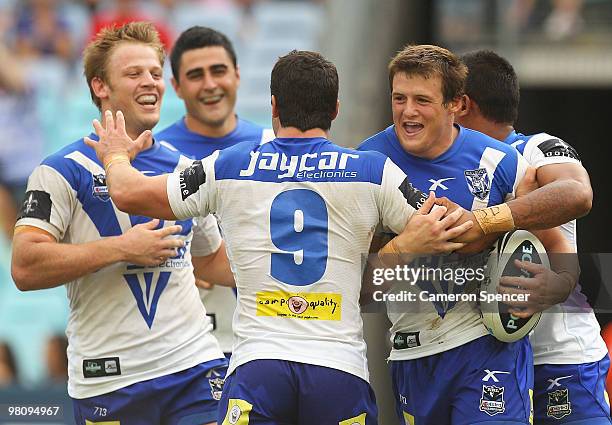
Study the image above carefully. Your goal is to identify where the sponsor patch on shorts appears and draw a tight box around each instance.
[256,291,341,320]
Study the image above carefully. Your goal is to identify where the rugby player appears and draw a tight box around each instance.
[457,49,610,425]
[359,44,576,425]
[11,22,233,425]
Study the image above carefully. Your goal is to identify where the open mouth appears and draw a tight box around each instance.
[199,94,224,105]
[135,94,158,107]
[402,122,424,135]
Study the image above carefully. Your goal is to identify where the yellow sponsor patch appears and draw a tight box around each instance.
[85,421,120,425]
[339,412,366,425]
[403,411,415,425]
[529,388,534,424]
[222,398,252,425]
[605,390,610,406]
[256,290,341,320]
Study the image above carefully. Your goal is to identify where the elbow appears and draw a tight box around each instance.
[573,182,593,218]
[110,187,137,214]
[11,264,36,291]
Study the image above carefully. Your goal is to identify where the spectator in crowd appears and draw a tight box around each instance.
[0,341,18,387]
[13,0,75,61]
[89,0,174,50]
[0,41,45,240]
[45,334,68,385]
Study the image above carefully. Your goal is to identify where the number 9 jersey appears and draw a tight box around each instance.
[167,137,416,382]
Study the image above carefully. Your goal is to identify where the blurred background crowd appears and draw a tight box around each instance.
[0,0,611,423]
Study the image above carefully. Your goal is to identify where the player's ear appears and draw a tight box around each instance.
[330,99,339,121]
[170,77,183,100]
[271,95,279,118]
[235,64,241,85]
[91,76,109,101]
[456,94,470,117]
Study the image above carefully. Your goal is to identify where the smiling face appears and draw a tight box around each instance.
[172,46,240,137]
[391,72,461,159]
[93,42,165,139]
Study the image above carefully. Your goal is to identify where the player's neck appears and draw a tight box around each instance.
[276,127,328,139]
[184,113,237,138]
[477,119,514,142]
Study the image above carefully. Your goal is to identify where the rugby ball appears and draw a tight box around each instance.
[480,230,549,342]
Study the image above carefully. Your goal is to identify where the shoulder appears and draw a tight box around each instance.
[462,127,519,157]
[155,120,183,142]
[357,126,393,151]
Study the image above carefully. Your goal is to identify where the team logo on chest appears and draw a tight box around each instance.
[479,385,506,416]
[547,388,572,420]
[464,168,491,201]
[92,173,110,201]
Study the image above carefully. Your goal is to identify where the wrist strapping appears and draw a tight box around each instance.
[473,203,515,234]
[104,154,130,173]
[378,238,400,267]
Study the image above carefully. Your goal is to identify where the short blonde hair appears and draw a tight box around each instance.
[388,44,467,104]
[83,22,165,110]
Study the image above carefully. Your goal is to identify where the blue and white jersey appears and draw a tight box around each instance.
[16,136,224,399]
[156,116,275,160]
[358,124,529,360]
[503,130,607,365]
[155,117,274,352]
[167,137,417,382]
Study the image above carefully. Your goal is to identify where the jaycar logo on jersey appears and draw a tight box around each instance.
[256,291,341,320]
[239,151,359,179]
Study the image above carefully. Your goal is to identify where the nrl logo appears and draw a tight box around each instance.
[547,388,572,420]
[464,168,491,201]
[209,377,224,401]
[479,385,505,416]
[92,173,110,201]
[84,361,101,374]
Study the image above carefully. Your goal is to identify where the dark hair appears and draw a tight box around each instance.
[170,26,237,81]
[461,50,520,125]
[388,44,467,104]
[83,22,164,110]
[270,50,338,131]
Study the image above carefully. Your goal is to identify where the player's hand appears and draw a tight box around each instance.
[118,219,185,266]
[433,196,462,216]
[84,110,152,164]
[497,259,574,317]
[393,192,473,254]
[195,278,215,290]
[516,166,538,198]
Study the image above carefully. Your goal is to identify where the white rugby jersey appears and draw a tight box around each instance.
[359,125,529,360]
[15,136,224,398]
[503,131,607,365]
[156,117,274,353]
[167,137,416,382]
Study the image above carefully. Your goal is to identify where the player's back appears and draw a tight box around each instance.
[195,137,411,381]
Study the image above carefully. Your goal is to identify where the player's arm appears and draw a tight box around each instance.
[84,110,177,219]
[192,241,235,288]
[11,221,183,291]
[535,161,592,218]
